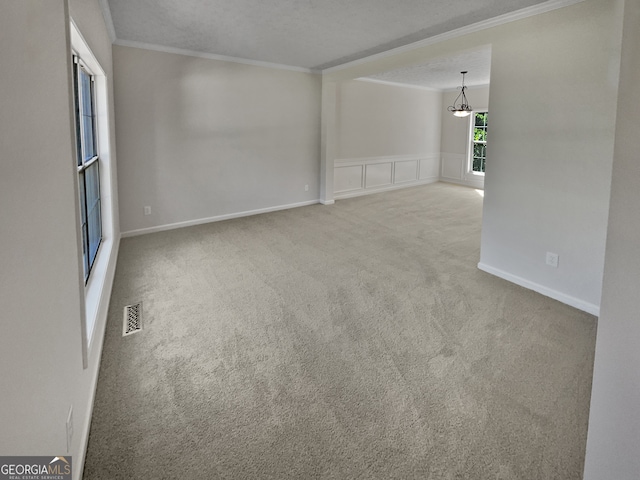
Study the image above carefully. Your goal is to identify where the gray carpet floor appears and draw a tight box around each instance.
[83,182,596,479]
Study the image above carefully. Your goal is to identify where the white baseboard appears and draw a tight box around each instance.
[477,262,600,316]
[440,177,485,190]
[319,199,335,205]
[121,200,320,238]
[335,177,439,200]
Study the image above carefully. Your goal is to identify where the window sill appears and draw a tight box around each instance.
[84,235,114,353]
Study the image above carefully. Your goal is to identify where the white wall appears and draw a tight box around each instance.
[334,79,442,198]
[113,45,322,236]
[440,85,490,189]
[0,1,118,479]
[584,0,640,477]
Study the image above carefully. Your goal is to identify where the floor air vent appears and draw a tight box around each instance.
[123,302,142,336]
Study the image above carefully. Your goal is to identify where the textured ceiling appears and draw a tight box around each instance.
[106,0,549,71]
[362,46,492,90]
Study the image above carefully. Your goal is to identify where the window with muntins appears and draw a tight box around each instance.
[471,111,488,174]
[73,55,102,282]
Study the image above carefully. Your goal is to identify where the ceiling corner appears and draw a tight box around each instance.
[98,0,117,43]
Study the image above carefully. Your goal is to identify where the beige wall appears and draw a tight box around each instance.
[584,0,640,477]
[332,79,442,198]
[0,1,117,478]
[336,80,441,159]
[0,0,80,453]
[113,45,322,235]
[478,0,621,312]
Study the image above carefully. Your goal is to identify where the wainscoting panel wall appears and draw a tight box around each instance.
[334,154,439,199]
[365,162,393,188]
[334,165,363,194]
[420,158,441,180]
[440,152,485,189]
[394,160,419,184]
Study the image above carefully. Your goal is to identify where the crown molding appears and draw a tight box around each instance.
[99,0,316,73]
[113,39,317,74]
[97,0,116,43]
[98,0,583,76]
[323,0,585,74]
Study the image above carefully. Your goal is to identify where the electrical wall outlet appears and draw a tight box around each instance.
[66,406,73,453]
[143,206,151,216]
[304,184,309,191]
[546,252,559,268]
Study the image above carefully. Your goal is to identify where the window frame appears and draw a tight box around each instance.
[72,54,102,283]
[468,110,488,176]
[70,17,118,368]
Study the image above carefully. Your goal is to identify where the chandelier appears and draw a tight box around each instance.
[447,71,472,117]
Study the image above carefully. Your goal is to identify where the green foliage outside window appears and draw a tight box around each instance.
[472,112,488,173]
